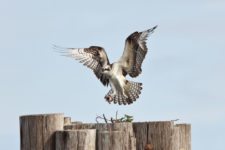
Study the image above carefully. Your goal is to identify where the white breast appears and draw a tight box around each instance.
[109,63,126,94]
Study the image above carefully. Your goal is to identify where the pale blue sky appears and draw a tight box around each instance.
[0,0,225,149]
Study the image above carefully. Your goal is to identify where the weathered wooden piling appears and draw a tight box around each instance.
[175,124,191,150]
[55,129,96,150]
[20,113,64,150]
[20,113,191,150]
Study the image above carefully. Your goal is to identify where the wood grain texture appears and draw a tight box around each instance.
[55,129,96,150]
[96,123,136,150]
[133,122,148,150]
[20,113,191,150]
[176,124,191,150]
[132,121,192,150]
[97,131,122,150]
[64,121,191,150]
[65,123,136,150]
[147,121,174,150]
[20,113,64,150]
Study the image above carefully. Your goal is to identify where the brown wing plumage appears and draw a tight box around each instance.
[55,45,110,86]
[119,26,157,77]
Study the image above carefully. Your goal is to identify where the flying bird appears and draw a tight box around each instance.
[55,26,157,105]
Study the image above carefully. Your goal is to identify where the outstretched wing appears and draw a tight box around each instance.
[119,26,157,77]
[55,45,110,86]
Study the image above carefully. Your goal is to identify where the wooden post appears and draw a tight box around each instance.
[176,124,191,150]
[55,129,96,150]
[20,113,64,150]
[97,123,136,150]
[19,113,191,150]
[65,122,136,150]
[147,121,175,150]
[133,121,191,150]
[97,131,123,150]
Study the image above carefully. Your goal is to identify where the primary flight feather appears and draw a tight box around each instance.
[55,26,157,105]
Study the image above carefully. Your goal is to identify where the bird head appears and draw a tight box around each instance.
[102,65,111,73]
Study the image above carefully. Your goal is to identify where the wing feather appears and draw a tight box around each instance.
[119,26,157,77]
[55,45,110,86]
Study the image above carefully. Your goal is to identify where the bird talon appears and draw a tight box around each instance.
[105,95,113,103]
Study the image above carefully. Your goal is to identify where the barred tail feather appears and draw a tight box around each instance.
[105,91,129,105]
[104,81,143,105]
[125,81,142,103]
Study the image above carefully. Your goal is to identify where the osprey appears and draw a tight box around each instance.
[55,26,157,105]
